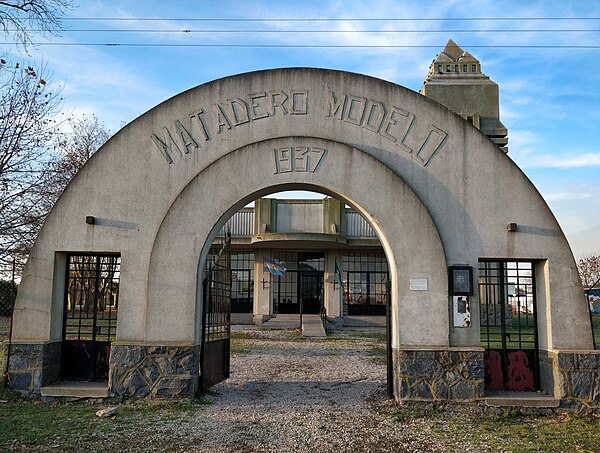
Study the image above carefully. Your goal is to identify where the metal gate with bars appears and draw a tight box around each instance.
[200,236,232,388]
[61,254,120,381]
[479,260,538,391]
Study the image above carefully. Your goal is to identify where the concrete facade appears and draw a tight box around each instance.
[217,198,383,322]
[8,67,596,404]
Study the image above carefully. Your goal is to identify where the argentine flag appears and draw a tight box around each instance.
[263,257,286,276]
[335,259,344,291]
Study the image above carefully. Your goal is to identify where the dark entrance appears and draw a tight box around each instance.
[272,251,324,315]
[60,254,120,381]
[231,251,254,313]
[479,260,539,391]
[273,270,323,314]
[343,251,389,316]
[201,236,232,388]
[344,271,389,316]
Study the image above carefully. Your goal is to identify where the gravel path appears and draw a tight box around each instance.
[144,329,447,452]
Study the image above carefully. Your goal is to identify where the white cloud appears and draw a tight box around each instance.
[544,189,595,202]
[508,130,539,149]
[519,152,600,169]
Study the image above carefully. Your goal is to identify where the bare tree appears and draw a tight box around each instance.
[0,0,73,51]
[0,62,62,266]
[47,114,111,199]
[0,1,75,270]
[578,254,600,289]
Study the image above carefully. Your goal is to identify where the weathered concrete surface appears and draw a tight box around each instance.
[10,68,593,399]
[301,315,326,337]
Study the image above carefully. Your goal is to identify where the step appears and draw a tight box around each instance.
[41,381,109,398]
[301,315,327,337]
[261,314,301,329]
[343,316,386,327]
[484,391,560,408]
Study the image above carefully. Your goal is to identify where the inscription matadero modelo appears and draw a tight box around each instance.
[151,89,447,167]
[7,56,598,407]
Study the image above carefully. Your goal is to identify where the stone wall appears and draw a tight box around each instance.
[109,344,199,398]
[8,342,61,394]
[540,350,600,406]
[393,348,484,401]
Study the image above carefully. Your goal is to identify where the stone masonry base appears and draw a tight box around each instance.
[7,342,61,395]
[8,341,599,406]
[109,344,199,398]
[393,348,484,401]
[539,350,600,405]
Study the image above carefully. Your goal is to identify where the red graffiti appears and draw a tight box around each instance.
[507,350,535,390]
[484,350,504,390]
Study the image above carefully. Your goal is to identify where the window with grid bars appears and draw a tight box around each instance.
[63,254,120,342]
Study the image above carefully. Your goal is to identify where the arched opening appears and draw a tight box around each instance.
[193,181,399,341]
[197,186,395,391]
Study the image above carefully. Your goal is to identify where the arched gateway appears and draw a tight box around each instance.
[9,68,598,404]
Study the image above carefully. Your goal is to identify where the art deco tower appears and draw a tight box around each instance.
[421,39,508,152]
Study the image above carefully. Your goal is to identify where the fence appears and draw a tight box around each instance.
[0,258,19,381]
[586,288,600,350]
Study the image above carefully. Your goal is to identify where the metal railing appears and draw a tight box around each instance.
[319,293,326,331]
[345,210,377,238]
[585,279,600,350]
[217,209,254,237]
[1,258,18,384]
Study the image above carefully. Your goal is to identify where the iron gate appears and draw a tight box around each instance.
[200,236,232,388]
[61,254,120,381]
[479,260,538,391]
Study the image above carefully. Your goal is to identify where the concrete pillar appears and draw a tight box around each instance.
[253,248,272,323]
[324,249,343,318]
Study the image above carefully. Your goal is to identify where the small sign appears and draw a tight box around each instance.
[410,278,428,291]
[448,265,473,296]
[453,295,471,328]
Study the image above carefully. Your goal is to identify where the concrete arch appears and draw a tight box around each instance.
[9,68,595,403]
[145,137,447,348]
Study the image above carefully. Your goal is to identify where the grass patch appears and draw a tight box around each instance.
[0,390,206,452]
[231,329,306,342]
[381,404,600,451]
[230,338,253,355]
[367,345,387,365]
[350,331,387,342]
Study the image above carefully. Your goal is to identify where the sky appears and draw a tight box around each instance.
[4,0,600,258]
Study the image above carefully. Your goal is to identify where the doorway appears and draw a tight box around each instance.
[272,251,324,315]
[60,254,120,381]
[479,260,539,391]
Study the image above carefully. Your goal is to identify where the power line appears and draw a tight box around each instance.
[59,17,600,22]
[9,28,600,33]
[8,42,599,48]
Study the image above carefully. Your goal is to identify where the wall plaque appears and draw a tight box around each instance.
[410,278,428,291]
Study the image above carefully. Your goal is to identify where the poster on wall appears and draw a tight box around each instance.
[453,295,471,327]
[448,265,473,296]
